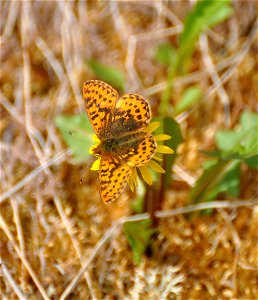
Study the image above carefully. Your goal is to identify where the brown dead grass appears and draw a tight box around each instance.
[0,1,257,299]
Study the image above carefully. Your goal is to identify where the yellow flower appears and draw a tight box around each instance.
[89,134,101,170]
[89,122,173,191]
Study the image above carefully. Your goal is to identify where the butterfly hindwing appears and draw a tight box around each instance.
[99,154,132,203]
[117,133,157,167]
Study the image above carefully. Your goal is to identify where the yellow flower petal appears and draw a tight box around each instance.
[127,161,135,167]
[156,145,174,154]
[89,145,97,154]
[148,122,160,133]
[139,165,152,185]
[89,134,100,155]
[153,155,163,162]
[127,167,138,192]
[92,134,100,143]
[154,134,171,141]
[127,176,134,192]
[148,160,165,173]
[131,167,138,187]
[91,158,101,171]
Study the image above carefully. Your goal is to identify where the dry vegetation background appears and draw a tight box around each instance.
[0,1,257,299]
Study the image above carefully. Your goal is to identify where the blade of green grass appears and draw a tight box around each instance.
[159,0,233,117]
[174,86,202,115]
[152,117,183,189]
[154,42,177,67]
[188,159,240,204]
[123,219,157,265]
[163,117,183,188]
[88,59,126,92]
[189,111,257,205]
[177,0,233,74]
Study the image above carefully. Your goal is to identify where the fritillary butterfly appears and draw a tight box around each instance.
[83,80,157,203]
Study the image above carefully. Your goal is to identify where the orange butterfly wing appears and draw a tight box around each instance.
[83,80,118,137]
[99,154,132,203]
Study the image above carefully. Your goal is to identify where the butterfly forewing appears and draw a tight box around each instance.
[112,94,151,133]
[83,80,118,137]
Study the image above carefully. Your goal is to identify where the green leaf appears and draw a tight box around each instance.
[216,111,258,156]
[55,114,94,163]
[130,180,146,213]
[131,197,144,214]
[153,117,183,188]
[123,219,157,265]
[174,86,202,115]
[207,161,240,199]
[177,0,233,73]
[245,155,258,169]
[154,42,177,67]
[159,0,232,116]
[199,161,240,215]
[204,2,233,27]
[240,110,258,131]
[163,117,183,188]
[189,111,257,207]
[201,150,257,161]
[216,131,243,153]
[240,111,258,154]
[88,59,126,92]
[188,159,240,204]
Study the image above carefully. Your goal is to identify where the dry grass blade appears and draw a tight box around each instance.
[10,197,26,287]
[61,199,257,299]
[35,37,66,82]
[53,196,96,299]
[156,199,257,218]
[2,0,20,37]
[0,149,71,203]
[60,221,121,300]
[217,208,241,295]
[0,257,26,299]
[176,18,257,124]
[0,214,50,300]
[126,25,182,90]
[200,33,231,127]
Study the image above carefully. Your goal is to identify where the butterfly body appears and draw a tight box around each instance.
[95,131,153,162]
[83,80,157,203]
